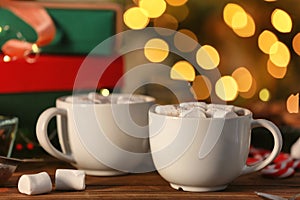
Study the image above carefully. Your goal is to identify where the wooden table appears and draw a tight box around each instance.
[2,159,300,199]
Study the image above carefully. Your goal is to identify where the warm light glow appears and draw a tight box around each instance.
[264,0,276,1]
[3,55,11,62]
[215,76,238,101]
[165,0,188,6]
[231,11,248,29]
[232,13,255,38]
[292,33,300,56]
[267,59,287,79]
[271,9,292,33]
[170,60,195,81]
[123,7,149,30]
[144,38,169,63]
[269,41,290,67]
[0,26,2,33]
[166,4,189,22]
[140,0,166,18]
[223,3,245,28]
[154,14,178,36]
[287,93,299,114]
[232,67,253,92]
[196,45,220,70]
[239,77,257,99]
[100,89,110,97]
[191,75,212,100]
[258,30,278,54]
[259,88,271,102]
[32,43,40,53]
[174,29,198,52]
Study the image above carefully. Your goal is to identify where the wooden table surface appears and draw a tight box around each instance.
[1,159,300,199]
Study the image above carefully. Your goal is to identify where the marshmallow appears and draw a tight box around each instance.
[88,92,110,104]
[179,107,206,118]
[112,95,146,104]
[18,172,52,195]
[209,110,238,118]
[155,105,179,117]
[55,169,85,191]
[179,102,207,110]
[65,95,93,104]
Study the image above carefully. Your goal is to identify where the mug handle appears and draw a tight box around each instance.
[36,107,75,163]
[241,119,283,175]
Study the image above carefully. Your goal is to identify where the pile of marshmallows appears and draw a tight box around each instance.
[155,102,244,118]
[18,169,85,195]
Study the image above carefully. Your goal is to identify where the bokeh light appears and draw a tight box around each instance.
[170,60,195,81]
[165,0,188,7]
[271,9,292,33]
[231,10,248,29]
[232,13,256,38]
[215,76,238,101]
[191,75,212,100]
[196,45,220,70]
[258,30,278,54]
[3,55,11,62]
[100,88,110,97]
[174,29,198,52]
[287,93,299,114]
[154,14,178,36]
[223,3,245,28]
[259,88,271,102]
[232,67,253,92]
[292,33,300,56]
[267,59,287,79]
[140,0,166,18]
[123,7,149,30]
[269,41,290,67]
[144,38,169,63]
[239,77,257,99]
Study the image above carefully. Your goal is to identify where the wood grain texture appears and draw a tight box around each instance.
[1,159,299,199]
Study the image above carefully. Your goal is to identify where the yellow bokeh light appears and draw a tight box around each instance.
[154,14,178,36]
[258,30,278,54]
[269,41,290,67]
[100,88,110,97]
[191,75,212,100]
[267,59,287,79]
[231,11,248,29]
[166,4,189,22]
[271,9,292,33]
[232,67,253,92]
[174,29,198,52]
[215,76,238,101]
[144,38,169,63]
[123,7,149,30]
[3,55,11,62]
[233,13,255,38]
[292,33,300,56]
[196,45,220,70]
[140,0,166,18]
[287,93,299,114]
[264,0,276,2]
[165,0,188,6]
[259,88,271,102]
[239,77,257,99]
[170,60,195,82]
[223,3,245,28]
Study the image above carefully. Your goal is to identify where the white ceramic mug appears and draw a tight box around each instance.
[36,94,155,176]
[149,104,282,192]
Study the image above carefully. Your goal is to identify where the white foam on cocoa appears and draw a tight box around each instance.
[155,102,241,118]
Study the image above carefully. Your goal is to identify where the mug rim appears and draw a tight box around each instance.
[57,93,156,105]
[149,103,252,120]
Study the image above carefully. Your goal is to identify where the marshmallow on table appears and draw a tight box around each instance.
[18,172,52,195]
[55,169,85,191]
